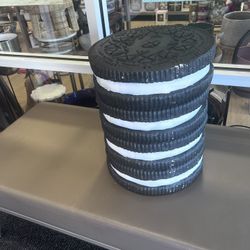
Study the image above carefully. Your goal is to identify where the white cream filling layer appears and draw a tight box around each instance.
[106,133,202,161]
[104,106,201,131]
[96,65,210,95]
[111,156,203,187]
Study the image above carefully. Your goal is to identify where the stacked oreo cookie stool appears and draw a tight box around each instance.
[89,25,215,195]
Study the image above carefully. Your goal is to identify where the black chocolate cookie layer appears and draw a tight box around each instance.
[104,114,206,152]
[101,104,207,148]
[89,25,215,83]
[107,144,204,180]
[108,160,203,196]
[94,67,213,111]
[97,88,209,122]
[106,134,205,172]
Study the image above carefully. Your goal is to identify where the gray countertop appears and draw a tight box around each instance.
[0,103,250,250]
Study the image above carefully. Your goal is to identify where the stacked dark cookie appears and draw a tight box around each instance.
[89,25,215,195]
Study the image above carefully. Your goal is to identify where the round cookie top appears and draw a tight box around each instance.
[89,25,215,83]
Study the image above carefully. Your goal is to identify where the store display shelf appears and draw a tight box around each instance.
[168,11,189,15]
[129,11,189,16]
[37,32,77,43]
[0,103,250,250]
[129,11,155,16]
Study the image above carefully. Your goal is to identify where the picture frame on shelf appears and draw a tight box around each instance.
[155,9,168,25]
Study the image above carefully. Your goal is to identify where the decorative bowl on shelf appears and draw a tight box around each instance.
[0,33,21,76]
[221,11,250,47]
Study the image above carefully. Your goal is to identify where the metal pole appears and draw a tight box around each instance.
[28,73,35,90]
[6,75,19,106]
[56,72,63,84]
[78,73,84,89]
[69,73,77,92]
[124,0,131,30]
[223,87,232,126]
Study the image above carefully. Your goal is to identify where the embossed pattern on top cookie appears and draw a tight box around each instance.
[89,25,215,83]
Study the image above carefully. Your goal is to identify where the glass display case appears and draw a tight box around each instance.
[104,0,250,67]
[0,0,124,57]
[0,1,91,56]
[0,0,248,65]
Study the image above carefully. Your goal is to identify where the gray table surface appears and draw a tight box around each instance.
[0,103,250,250]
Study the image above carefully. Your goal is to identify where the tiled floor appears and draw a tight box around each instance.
[0,212,105,250]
